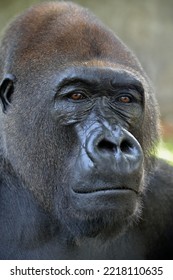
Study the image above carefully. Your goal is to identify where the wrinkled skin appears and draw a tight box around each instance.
[0,2,173,260]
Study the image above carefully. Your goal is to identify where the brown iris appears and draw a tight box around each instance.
[70,93,85,100]
[119,96,131,103]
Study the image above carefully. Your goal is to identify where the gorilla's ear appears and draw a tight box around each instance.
[0,74,16,113]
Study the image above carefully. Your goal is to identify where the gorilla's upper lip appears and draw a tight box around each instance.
[73,186,138,194]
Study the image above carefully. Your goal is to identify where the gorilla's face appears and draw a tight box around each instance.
[50,66,144,237]
[0,2,159,239]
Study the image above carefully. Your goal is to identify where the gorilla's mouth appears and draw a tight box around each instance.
[73,186,138,195]
[71,186,138,212]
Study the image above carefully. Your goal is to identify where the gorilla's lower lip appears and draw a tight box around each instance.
[73,187,138,195]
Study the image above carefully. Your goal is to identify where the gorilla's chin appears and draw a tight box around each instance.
[56,189,140,240]
[60,209,134,240]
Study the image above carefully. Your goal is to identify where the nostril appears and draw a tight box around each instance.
[97,138,134,155]
[97,139,117,152]
[120,140,133,154]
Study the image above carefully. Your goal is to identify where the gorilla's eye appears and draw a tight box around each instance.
[118,96,132,103]
[68,92,86,101]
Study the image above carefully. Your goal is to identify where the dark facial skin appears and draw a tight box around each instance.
[52,66,144,237]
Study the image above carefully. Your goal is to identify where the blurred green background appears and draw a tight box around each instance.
[0,0,172,164]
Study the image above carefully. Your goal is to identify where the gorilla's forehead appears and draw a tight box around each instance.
[3,2,143,75]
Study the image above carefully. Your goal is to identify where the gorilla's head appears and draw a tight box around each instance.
[0,2,159,239]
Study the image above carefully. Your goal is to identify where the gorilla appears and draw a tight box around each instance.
[0,1,173,260]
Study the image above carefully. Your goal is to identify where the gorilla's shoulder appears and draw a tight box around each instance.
[142,158,173,224]
[138,159,173,259]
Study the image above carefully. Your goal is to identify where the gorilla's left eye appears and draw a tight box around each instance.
[68,92,86,101]
[118,96,132,103]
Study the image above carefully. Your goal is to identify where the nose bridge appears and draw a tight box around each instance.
[90,117,123,144]
[79,95,117,139]
[85,118,117,141]
[101,121,123,144]
[96,96,114,124]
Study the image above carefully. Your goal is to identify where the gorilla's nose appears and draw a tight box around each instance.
[85,125,143,173]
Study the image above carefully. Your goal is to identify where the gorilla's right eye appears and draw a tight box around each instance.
[67,92,86,101]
